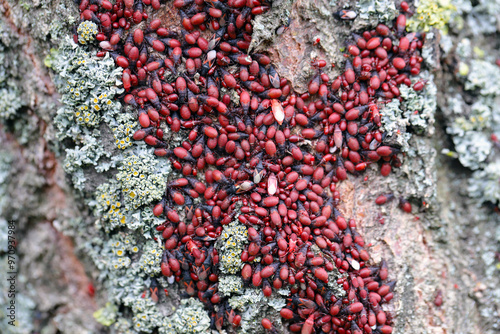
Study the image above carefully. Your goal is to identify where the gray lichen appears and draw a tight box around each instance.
[49,33,178,334]
[5,0,78,46]
[217,219,248,275]
[53,38,123,132]
[444,55,500,206]
[381,71,437,152]
[138,241,164,277]
[228,289,287,334]
[218,275,244,297]
[356,0,398,23]
[378,56,438,207]
[447,129,492,170]
[0,88,24,121]
[77,20,98,45]
[91,147,170,232]
[64,135,111,174]
[109,111,137,150]
[399,77,437,136]
[468,161,500,206]
[52,37,124,191]
[400,136,437,202]
[161,298,211,334]
[116,149,170,210]
[465,60,500,96]
[82,229,172,333]
[452,0,500,35]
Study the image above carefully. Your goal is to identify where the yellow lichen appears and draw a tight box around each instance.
[77,20,98,44]
[406,0,456,33]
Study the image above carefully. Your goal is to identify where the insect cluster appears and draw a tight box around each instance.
[75,0,426,333]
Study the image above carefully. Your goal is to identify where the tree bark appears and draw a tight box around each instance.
[0,0,499,333]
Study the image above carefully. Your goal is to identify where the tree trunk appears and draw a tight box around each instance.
[0,0,499,334]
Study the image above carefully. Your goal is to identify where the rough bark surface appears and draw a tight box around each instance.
[0,1,499,334]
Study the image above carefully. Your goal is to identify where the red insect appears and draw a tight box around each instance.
[73,0,426,332]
